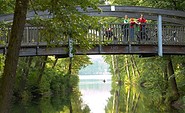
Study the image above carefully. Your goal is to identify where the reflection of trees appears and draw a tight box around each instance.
[104,55,184,113]
[131,92,140,113]
[106,84,141,113]
[11,91,90,113]
[106,55,141,113]
[124,86,141,113]
[106,82,182,113]
[103,23,183,110]
[111,55,121,113]
[112,85,121,113]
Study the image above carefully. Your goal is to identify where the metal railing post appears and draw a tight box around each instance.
[158,15,163,56]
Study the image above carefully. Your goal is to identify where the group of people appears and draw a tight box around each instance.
[104,14,147,43]
[122,14,147,42]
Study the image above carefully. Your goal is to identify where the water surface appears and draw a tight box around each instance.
[79,75,112,113]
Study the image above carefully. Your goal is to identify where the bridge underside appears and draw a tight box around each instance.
[0,44,185,57]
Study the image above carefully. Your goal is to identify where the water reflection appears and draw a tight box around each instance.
[12,95,89,113]
[11,75,111,113]
[11,74,184,113]
[106,84,185,113]
[79,75,112,113]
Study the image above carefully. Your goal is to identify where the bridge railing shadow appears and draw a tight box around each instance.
[0,23,184,48]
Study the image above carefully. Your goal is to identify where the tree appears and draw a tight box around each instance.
[0,0,29,112]
[0,1,99,112]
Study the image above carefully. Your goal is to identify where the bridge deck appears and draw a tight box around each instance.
[0,23,185,56]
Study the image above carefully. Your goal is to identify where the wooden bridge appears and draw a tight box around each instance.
[0,23,185,57]
[0,6,185,57]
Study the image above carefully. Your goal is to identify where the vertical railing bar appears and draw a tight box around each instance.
[28,26,30,43]
[90,29,92,43]
[182,26,184,45]
[115,24,117,43]
[119,24,121,44]
[94,29,96,43]
[33,27,35,44]
[99,25,102,53]
[102,25,105,43]
[92,29,94,43]
[29,26,31,43]
[96,29,98,43]
[26,26,28,43]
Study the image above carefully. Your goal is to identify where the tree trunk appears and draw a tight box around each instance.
[115,87,121,113]
[115,56,121,82]
[52,57,58,68]
[167,56,180,103]
[68,57,73,113]
[125,56,131,82]
[131,55,140,77]
[130,58,136,77]
[19,57,33,95]
[37,56,48,85]
[132,93,140,113]
[162,65,168,103]
[0,0,29,112]
[112,91,116,113]
[126,86,131,113]
[111,55,116,76]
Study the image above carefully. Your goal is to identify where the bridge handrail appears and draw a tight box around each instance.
[0,6,185,25]
[77,5,185,18]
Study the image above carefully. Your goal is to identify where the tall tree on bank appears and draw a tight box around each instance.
[0,0,29,112]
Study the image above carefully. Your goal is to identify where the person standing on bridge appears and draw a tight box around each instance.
[137,14,147,40]
[105,27,114,40]
[122,15,129,42]
[130,18,136,42]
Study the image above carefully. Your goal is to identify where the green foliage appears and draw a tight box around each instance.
[171,56,185,93]
[1,0,185,112]
[0,55,5,76]
[113,0,140,5]
[0,0,15,14]
[106,0,185,11]
[141,0,185,10]
[28,0,101,51]
[10,53,92,112]
[10,54,91,112]
[9,0,99,102]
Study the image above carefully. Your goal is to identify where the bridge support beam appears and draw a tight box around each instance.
[158,15,163,56]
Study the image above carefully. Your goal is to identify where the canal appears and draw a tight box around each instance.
[79,75,112,113]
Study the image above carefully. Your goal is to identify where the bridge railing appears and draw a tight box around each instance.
[0,23,185,47]
[100,23,185,45]
[0,26,42,46]
[162,24,185,45]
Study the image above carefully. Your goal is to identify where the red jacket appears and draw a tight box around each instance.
[137,17,146,30]
[130,21,136,28]
[137,17,147,24]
